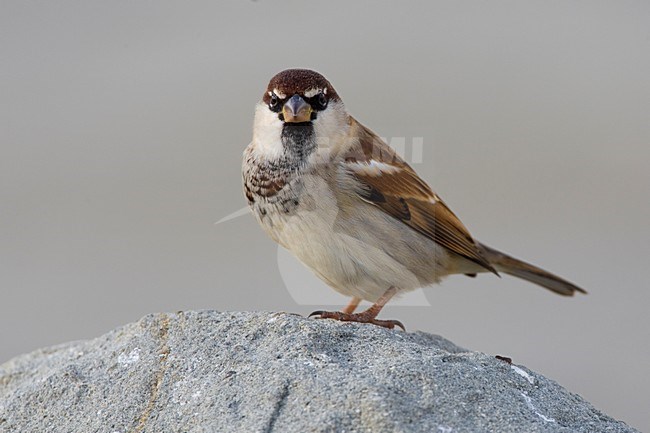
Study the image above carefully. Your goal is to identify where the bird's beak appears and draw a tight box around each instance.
[282,94,312,123]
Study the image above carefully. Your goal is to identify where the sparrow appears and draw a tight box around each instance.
[243,68,586,330]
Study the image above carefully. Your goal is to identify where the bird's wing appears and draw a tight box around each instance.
[341,117,496,274]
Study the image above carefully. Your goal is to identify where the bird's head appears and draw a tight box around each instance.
[252,69,348,161]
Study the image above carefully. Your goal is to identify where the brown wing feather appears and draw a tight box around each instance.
[344,118,497,274]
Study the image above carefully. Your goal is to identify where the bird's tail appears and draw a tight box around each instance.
[478,243,587,296]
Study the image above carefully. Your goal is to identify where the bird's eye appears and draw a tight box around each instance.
[269,94,280,111]
[315,92,328,109]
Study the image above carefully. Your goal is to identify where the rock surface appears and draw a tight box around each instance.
[0,311,638,433]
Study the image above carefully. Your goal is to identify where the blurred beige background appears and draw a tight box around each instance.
[1,1,649,430]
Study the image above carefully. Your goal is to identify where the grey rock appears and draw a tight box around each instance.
[0,311,638,433]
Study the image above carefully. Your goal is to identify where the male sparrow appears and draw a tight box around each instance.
[243,69,585,330]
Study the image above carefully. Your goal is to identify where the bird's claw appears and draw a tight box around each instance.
[308,310,405,331]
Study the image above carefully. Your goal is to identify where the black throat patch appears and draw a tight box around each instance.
[281,122,316,162]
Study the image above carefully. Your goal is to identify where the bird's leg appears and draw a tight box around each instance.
[309,287,404,330]
[342,297,361,314]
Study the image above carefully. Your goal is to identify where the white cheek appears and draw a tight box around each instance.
[312,101,348,156]
[252,103,284,159]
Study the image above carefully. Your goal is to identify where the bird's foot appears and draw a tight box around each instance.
[308,310,405,331]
